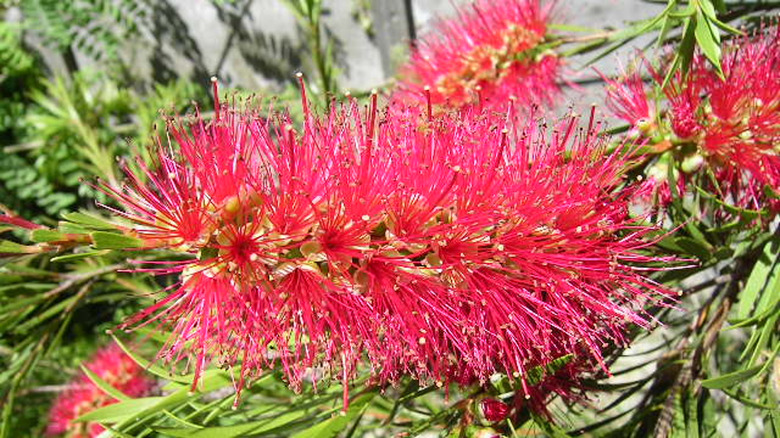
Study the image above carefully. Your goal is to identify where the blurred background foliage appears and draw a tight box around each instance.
[0,0,207,221]
[1,0,779,437]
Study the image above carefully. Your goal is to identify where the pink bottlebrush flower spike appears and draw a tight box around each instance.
[99,76,674,414]
[47,344,154,437]
[394,0,560,111]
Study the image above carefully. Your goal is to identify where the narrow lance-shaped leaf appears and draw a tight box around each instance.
[693,8,723,78]
[702,363,764,389]
[91,231,144,249]
[737,237,780,320]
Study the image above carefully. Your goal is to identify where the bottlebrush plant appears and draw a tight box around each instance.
[2,80,680,436]
[1,1,780,437]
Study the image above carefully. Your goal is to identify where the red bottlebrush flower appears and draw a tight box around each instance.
[607,27,780,214]
[602,68,654,129]
[480,398,511,423]
[46,344,154,437]
[394,0,559,111]
[100,78,673,414]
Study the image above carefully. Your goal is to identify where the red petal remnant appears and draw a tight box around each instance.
[46,344,154,437]
[100,80,674,413]
[394,0,560,111]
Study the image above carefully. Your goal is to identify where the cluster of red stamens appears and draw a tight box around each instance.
[96,75,673,411]
[605,26,780,214]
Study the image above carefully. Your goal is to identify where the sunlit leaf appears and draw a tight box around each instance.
[81,364,131,401]
[693,9,723,77]
[0,240,38,254]
[737,238,780,319]
[30,229,67,243]
[91,231,144,249]
[292,391,376,438]
[75,397,166,423]
[62,211,117,230]
[702,364,763,389]
[51,250,110,262]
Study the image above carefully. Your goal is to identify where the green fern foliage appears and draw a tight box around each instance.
[17,0,150,62]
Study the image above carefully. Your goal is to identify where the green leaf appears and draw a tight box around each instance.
[722,388,778,410]
[292,391,377,438]
[547,23,600,33]
[62,211,117,230]
[728,301,780,329]
[693,9,723,77]
[13,296,77,333]
[767,376,780,433]
[0,240,38,254]
[111,370,234,432]
[30,229,67,242]
[111,335,192,384]
[669,1,696,19]
[698,0,741,34]
[51,250,110,262]
[656,236,684,253]
[0,382,17,438]
[75,397,166,423]
[747,313,780,366]
[674,237,712,261]
[662,17,697,88]
[738,238,780,319]
[697,183,766,228]
[710,0,726,13]
[81,364,131,401]
[671,390,690,438]
[0,292,51,313]
[530,411,570,438]
[58,222,89,234]
[156,408,310,437]
[701,363,763,389]
[753,267,780,321]
[91,231,144,249]
[527,354,574,386]
[586,12,669,66]
[684,220,711,250]
[656,13,675,48]
[697,0,718,21]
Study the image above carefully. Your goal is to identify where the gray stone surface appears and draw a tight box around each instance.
[559,0,665,117]
[29,0,664,99]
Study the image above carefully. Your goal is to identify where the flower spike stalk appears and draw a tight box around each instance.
[98,78,674,412]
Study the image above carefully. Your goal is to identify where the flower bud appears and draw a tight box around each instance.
[480,398,511,424]
[680,154,705,174]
